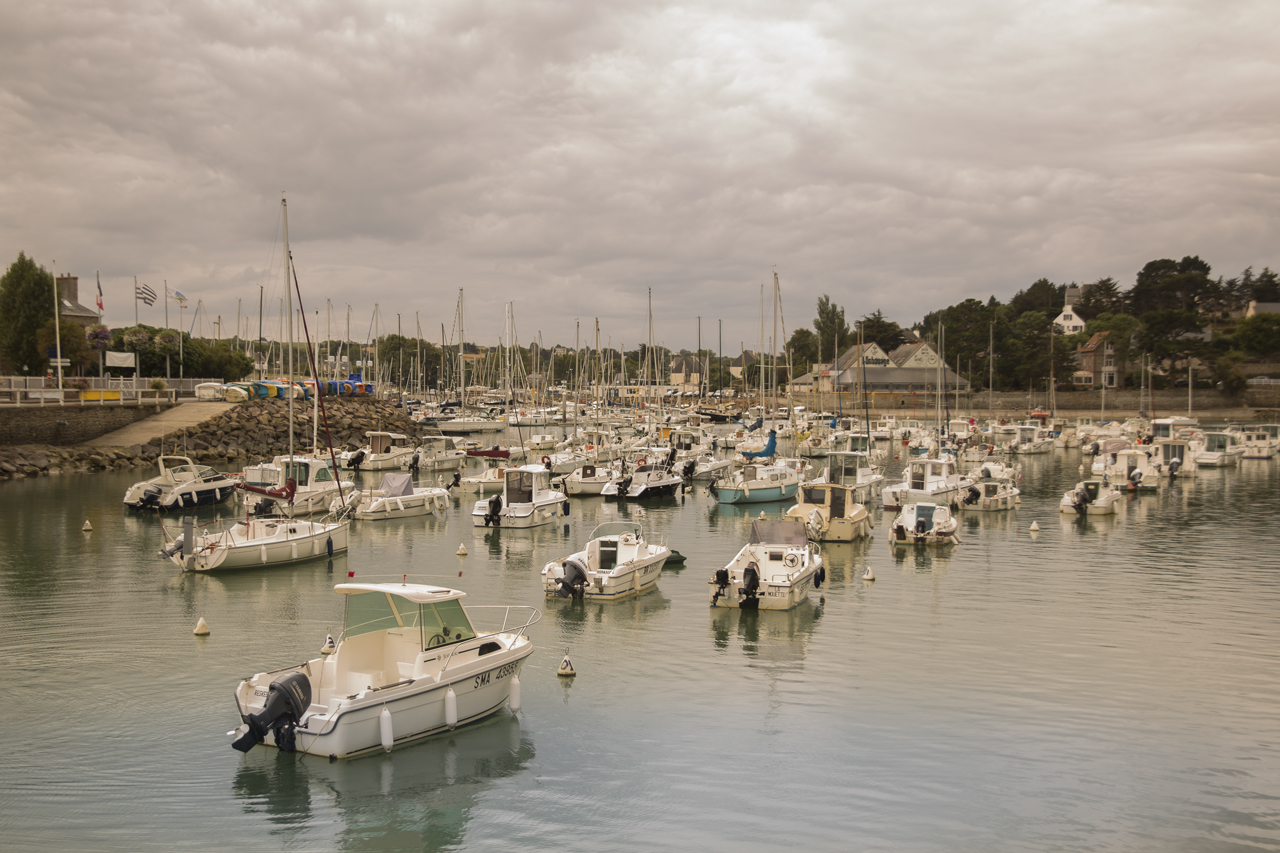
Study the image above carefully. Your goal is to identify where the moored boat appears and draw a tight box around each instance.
[709,518,824,611]
[541,521,670,600]
[123,455,237,511]
[887,502,961,546]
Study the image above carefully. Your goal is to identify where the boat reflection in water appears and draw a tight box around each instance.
[232,712,533,851]
[709,598,823,666]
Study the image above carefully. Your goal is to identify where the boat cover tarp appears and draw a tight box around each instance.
[748,518,809,547]
[379,473,415,497]
[740,430,777,460]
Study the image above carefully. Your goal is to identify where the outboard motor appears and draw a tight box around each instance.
[682,460,697,480]
[350,449,366,472]
[738,564,760,610]
[251,497,278,517]
[980,467,991,480]
[408,451,420,472]
[1168,457,1181,480]
[556,559,588,599]
[915,516,929,536]
[159,534,186,558]
[484,494,503,527]
[231,671,312,753]
[964,486,980,506]
[1090,441,1100,457]
[711,568,732,605]
[1072,485,1089,516]
[139,485,163,509]
[1128,468,1143,490]
[617,476,633,498]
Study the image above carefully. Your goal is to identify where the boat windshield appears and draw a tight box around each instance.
[802,486,827,505]
[748,518,809,547]
[589,521,642,540]
[421,599,477,648]
[344,591,422,639]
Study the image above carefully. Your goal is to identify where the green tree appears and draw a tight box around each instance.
[813,295,852,358]
[858,309,907,352]
[787,328,819,375]
[0,252,56,374]
[1211,355,1248,399]
[1007,278,1065,320]
[1234,313,1280,358]
[1128,256,1213,315]
[1135,309,1205,368]
[1075,277,1125,321]
[1252,267,1280,303]
[36,318,93,375]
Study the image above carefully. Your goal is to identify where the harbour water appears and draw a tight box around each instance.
[2,434,1278,851]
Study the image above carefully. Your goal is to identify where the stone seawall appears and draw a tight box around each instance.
[0,403,177,446]
[0,397,419,481]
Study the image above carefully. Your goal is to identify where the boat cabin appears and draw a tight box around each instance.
[366,432,410,454]
[504,466,555,504]
[1203,432,1237,453]
[907,458,955,490]
[800,483,848,518]
[833,433,875,454]
[245,455,339,489]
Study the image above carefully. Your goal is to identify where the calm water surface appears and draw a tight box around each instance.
[2,433,1278,852]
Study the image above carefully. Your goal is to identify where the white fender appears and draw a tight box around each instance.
[444,687,458,729]
[509,674,521,713]
[379,706,394,752]
[260,545,268,564]
[291,541,298,560]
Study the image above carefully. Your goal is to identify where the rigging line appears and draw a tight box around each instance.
[289,254,348,509]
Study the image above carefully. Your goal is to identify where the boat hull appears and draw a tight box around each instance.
[173,521,350,571]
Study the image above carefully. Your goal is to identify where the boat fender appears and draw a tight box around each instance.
[444,688,458,730]
[816,565,826,588]
[510,673,521,712]
[326,536,334,557]
[379,707,394,753]
[562,500,570,516]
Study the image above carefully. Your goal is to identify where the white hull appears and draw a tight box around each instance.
[472,499,566,528]
[168,519,349,571]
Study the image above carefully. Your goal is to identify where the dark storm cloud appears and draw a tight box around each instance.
[1,0,1276,349]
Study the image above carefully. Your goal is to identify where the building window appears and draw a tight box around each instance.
[1104,357,1114,367]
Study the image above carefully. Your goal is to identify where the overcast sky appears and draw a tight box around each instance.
[2,0,1277,352]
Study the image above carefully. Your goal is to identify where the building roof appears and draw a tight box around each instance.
[670,355,701,373]
[1248,301,1280,316]
[1076,331,1112,354]
[730,351,758,367]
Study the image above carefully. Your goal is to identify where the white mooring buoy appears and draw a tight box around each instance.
[758,510,766,519]
[862,567,875,582]
[1030,521,1040,532]
[457,543,468,556]
[193,616,210,636]
[82,519,93,532]
[557,650,576,677]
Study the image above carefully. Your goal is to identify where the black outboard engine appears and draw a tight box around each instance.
[484,494,503,527]
[739,564,761,610]
[1168,458,1181,480]
[1129,468,1143,489]
[408,451,421,472]
[682,460,697,480]
[980,467,991,480]
[231,671,312,753]
[251,498,278,517]
[139,485,163,509]
[1072,486,1089,516]
[349,449,366,472]
[556,558,588,599]
[448,472,462,490]
[915,517,928,535]
[964,486,980,505]
[159,534,186,558]
[711,568,731,605]
[617,476,633,498]
[1090,441,1100,456]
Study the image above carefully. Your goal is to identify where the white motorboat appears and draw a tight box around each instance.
[709,518,824,611]
[523,434,557,451]
[786,482,873,542]
[561,462,621,496]
[471,464,568,528]
[823,448,885,505]
[881,456,971,510]
[123,455,237,511]
[336,473,450,520]
[709,459,803,505]
[887,502,961,546]
[1009,424,1054,454]
[958,475,1021,512]
[405,431,467,472]
[1194,432,1241,468]
[1088,438,1132,476]
[339,432,416,471]
[541,521,670,601]
[1233,429,1276,460]
[438,415,506,433]
[1105,448,1160,493]
[230,582,538,759]
[240,454,355,517]
[457,464,510,494]
[601,452,684,499]
[1152,438,1197,479]
[160,510,349,571]
[1060,479,1123,515]
[679,453,733,482]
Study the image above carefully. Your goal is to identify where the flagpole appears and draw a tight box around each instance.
[134,276,139,326]
[164,281,170,381]
[53,259,63,403]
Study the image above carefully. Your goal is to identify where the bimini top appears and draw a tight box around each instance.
[748,518,809,547]
[334,583,466,603]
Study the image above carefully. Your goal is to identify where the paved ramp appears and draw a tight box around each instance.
[86,402,241,447]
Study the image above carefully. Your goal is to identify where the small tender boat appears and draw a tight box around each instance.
[541,521,670,600]
[561,462,621,496]
[888,502,961,546]
[230,582,538,759]
[405,431,467,472]
[471,464,568,528]
[1060,479,1123,515]
[123,455,237,511]
[239,454,355,517]
[337,473,450,520]
[1105,448,1160,493]
[457,464,509,494]
[339,432,416,471]
[709,518,824,611]
[786,482,872,541]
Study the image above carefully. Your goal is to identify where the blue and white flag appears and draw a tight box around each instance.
[171,289,188,308]
[135,282,157,306]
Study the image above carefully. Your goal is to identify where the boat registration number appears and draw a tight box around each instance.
[474,662,519,689]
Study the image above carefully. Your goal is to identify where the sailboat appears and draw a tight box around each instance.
[159,197,351,571]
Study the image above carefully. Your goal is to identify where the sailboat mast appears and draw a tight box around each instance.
[282,196,294,461]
